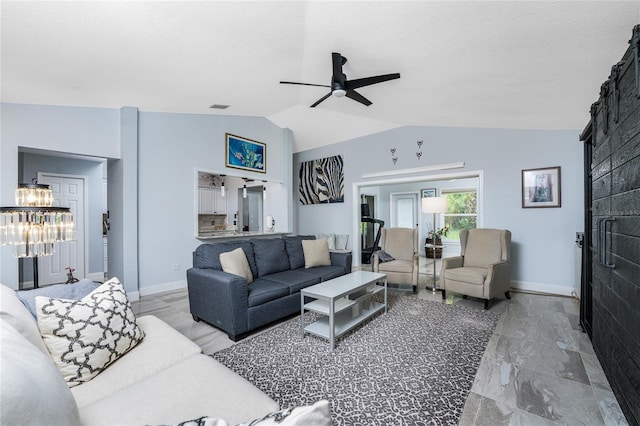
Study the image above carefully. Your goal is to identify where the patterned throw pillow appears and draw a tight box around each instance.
[36,277,145,387]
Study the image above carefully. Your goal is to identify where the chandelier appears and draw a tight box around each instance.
[0,182,74,258]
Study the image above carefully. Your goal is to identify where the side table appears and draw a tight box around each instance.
[424,243,445,294]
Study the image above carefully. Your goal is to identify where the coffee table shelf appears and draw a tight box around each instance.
[301,271,387,351]
[304,300,386,341]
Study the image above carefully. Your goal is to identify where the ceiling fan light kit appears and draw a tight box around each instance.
[280,52,400,107]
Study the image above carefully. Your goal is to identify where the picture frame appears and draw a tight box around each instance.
[225,133,266,173]
[522,166,561,208]
[421,188,436,198]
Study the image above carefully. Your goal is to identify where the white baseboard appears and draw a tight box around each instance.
[127,291,140,302]
[510,280,574,297]
[86,272,105,282]
[139,280,187,297]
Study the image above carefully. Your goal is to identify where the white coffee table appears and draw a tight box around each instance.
[300,271,387,351]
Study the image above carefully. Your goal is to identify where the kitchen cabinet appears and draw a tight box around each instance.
[198,187,227,214]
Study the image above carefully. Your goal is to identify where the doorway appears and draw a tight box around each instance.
[390,192,419,228]
[37,173,86,286]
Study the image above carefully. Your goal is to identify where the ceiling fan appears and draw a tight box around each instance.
[280,52,400,107]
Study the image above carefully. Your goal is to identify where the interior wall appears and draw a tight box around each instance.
[1,103,120,289]
[294,125,583,295]
[136,111,291,295]
[19,152,106,281]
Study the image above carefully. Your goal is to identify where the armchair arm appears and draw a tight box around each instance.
[186,268,249,337]
[412,253,419,285]
[330,251,352,274]
[485,261,511,298]
[440,256,463,289]
[372,252,380,272]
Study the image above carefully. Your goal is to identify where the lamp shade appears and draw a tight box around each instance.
[422,196,448,214]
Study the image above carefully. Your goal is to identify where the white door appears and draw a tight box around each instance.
[38,174,86,285]
[391,193,418,228]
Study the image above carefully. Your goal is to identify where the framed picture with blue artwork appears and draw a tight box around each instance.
[225,133,266,173]
[421,188,436,198]
[522,166,561,208]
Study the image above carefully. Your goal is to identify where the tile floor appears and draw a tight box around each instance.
[132,259,628,425]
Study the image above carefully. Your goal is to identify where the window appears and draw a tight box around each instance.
[442,189,477,241]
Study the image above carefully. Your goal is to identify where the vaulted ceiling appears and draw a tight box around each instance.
[1,1,638,152]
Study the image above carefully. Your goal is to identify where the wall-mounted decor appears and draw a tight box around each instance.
[522,166,561,208]
[225,133,266,173]
[299,155,344,204]
[390,148,398,165]
[421,188,436,198]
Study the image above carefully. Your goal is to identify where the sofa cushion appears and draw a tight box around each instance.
[247,278,289,307]
[377,259,413,274]
[16,279,100,319]
[262,270,321,294]
[252,238,290,276]
[0,320,81,426]
[220,248,254,284]
[300,265,346,282]
[71,315,202,408]
[0,283,49,355]
[444,266,487,286]
[194,242,258,279]
[283,235,316,269]
[36,277,145,387]
[302,239,331,268]
[77,354,279,426]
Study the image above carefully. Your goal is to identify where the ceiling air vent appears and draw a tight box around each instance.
[209,104,230,110]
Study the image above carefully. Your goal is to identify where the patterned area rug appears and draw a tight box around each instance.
[212,295,500,425]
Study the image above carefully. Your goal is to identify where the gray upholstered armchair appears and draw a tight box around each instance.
[440,228,512,309]
[372,227,419,293]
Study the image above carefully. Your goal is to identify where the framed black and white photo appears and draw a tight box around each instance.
[522,166,561,208]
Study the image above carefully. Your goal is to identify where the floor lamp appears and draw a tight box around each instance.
[421,196,448,294]
[0,182,74,289]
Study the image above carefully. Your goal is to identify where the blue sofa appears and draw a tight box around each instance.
[187,236,352,341]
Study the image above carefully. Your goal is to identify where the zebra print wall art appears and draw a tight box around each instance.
[299,155,344,204]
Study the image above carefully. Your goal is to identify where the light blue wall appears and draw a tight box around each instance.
[1,103,291,296]
[19,153,106,278]
[135,111,291,295]
[1,103,121,289]
[294,126,584,295]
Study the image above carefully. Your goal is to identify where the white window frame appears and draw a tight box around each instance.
[441,188,478,243]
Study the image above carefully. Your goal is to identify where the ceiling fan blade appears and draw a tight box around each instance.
[345,89,372,106]
[310,92,333,108]
[346,73,401,90]
[280,81,330,88]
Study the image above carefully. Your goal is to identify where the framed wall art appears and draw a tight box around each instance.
[225,133,266,173]
[522,166,561,208]
[299,155,344,204]
[421,188,436,198]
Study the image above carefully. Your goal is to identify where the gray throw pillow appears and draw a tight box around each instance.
[16,279,100,319]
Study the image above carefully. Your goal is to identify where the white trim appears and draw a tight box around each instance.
[139,279,187,297]
[510,280,574,297]
[361,162,465,179]
[352,169,484,267]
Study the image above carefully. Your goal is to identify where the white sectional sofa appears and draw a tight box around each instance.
[0,283,280,425]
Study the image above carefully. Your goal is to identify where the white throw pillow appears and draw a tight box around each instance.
[302,239,331,269]
[236,400,332,426]
[36,277,145,387]
[219,248,254,283]
[0,320,81,426]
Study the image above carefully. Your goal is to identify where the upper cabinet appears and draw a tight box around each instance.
[198,186,226,214]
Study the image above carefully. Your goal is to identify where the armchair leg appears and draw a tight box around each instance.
[484,299,490,310]
[441,290,446,299]
[505,291,511,300]
[413,285,417,294]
